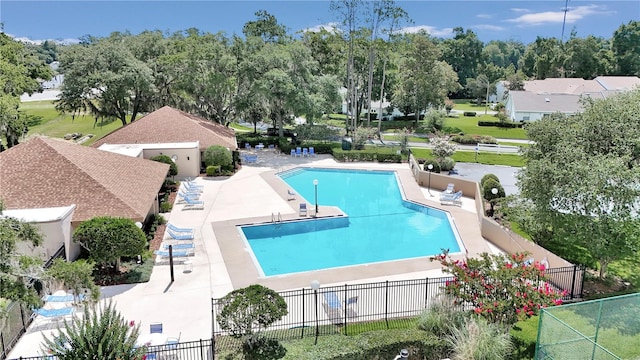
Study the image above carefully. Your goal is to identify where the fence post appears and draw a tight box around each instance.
[343,284,348,334]
[384,280,389,328]
[301,288,305,339]
[211,298,216,340]
[1,332,5,360]
[200,339,204,360]
[424,278,429,308]
[570,265,577,300]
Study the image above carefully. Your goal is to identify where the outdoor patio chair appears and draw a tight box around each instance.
[166,332,181,350]
[290,149,296,157]
[150,322,163,334]
[32,306,75,328]
[299,203,308,217]
[302,148,309,157]
[181,183,203,193]
[245,143,251,150]
[163,242,195,250]
[176,192,200,204]
[154,249,193,258]
[295,147,302,157]
[440,190,463,206]
[287,189,296,201]
[182,197,204,210]
[167,223,194,235]
[345,296,358,319]
[309,147,316,156]
[444,183,455,194]
[166,228,194,241]
[43,293,86,303]
[323,292,342,310]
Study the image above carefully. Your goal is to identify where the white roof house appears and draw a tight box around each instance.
[504,76,640,121]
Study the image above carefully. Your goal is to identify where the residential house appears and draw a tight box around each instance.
[92,106,237,177]
[0,136,169,260]
[504,76,640,121]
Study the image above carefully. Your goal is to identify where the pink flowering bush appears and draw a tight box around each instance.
[431,251,567,326]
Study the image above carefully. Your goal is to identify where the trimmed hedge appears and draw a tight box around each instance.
[450,134,497,145]
[478,120,524,128]
[332,148,403,163]
[463,111,477,117]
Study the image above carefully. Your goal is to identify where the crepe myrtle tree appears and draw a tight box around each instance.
[217,284,288,359]
[73,217,147,273]
[431,250,566,327]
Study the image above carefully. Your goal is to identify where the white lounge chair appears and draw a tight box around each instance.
[287,189,296,201]
[444,183,455,194]
[440,190,463,206]
[182,197,204,210]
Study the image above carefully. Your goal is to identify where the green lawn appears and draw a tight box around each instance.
[21,101,123,146]
[411,148,524,167]
[445,114,528,140]
[451,99,491,112]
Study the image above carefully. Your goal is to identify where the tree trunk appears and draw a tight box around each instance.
[598,260,609,279]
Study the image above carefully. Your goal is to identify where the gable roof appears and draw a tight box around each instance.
[91,106,237,150]
[0,137,169,224]
[594,76,640,91]
[508,91,597,113]
[523,78,605,95]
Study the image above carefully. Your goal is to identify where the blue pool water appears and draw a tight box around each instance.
[241,168,461,276]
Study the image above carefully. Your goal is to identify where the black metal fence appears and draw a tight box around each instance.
[7,338,214,360]
[211,266,584,353]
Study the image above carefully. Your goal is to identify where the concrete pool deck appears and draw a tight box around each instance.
[8,149,496,358]
[211,161,492,291]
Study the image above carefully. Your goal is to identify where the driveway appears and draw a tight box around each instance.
[450,162,521,195]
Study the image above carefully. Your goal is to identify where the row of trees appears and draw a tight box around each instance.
[39,6,639,136]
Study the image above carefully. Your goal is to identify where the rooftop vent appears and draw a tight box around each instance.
[544,97,550,102]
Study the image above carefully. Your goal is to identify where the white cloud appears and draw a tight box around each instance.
[473,24,506,31]
[8,34,80,45]
[398,25,454,38]
[507,5,613,26]
[301,22,340,34]
[476,13,493,19]
[511,8,531,13]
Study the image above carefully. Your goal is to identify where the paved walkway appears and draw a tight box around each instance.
[8,150,499,358]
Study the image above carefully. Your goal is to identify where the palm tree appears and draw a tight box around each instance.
[42,301,146,360]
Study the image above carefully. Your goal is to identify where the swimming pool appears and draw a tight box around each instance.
[240,168,462,276]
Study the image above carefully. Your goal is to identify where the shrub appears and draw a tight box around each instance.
[480,173,500,188]
[463,111,477,117]
[150,155,178,177]
[206,165,220,176]
[482,178,505,201]
[477,120,523,128]
[332,148,402,163]
[203,145,233,171]
[42,301,145,360]
[446,317,513,360]
[431,136,457,160]
[424,159,440,172]
[442,125,463,134]
[431,251,567,326]
[450,134,497,145]
[439,157,456,171]
[417,296,467,337]
[160,202,173,213]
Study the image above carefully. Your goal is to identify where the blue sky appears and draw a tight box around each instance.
[1,1,637,45]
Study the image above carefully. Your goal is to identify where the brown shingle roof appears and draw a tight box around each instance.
[91,106,238,150]
[0,137,169,224]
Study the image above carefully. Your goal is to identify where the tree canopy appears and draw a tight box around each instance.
[517,89,640,277]
[73,217,147,272]
[0,33,51,148]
